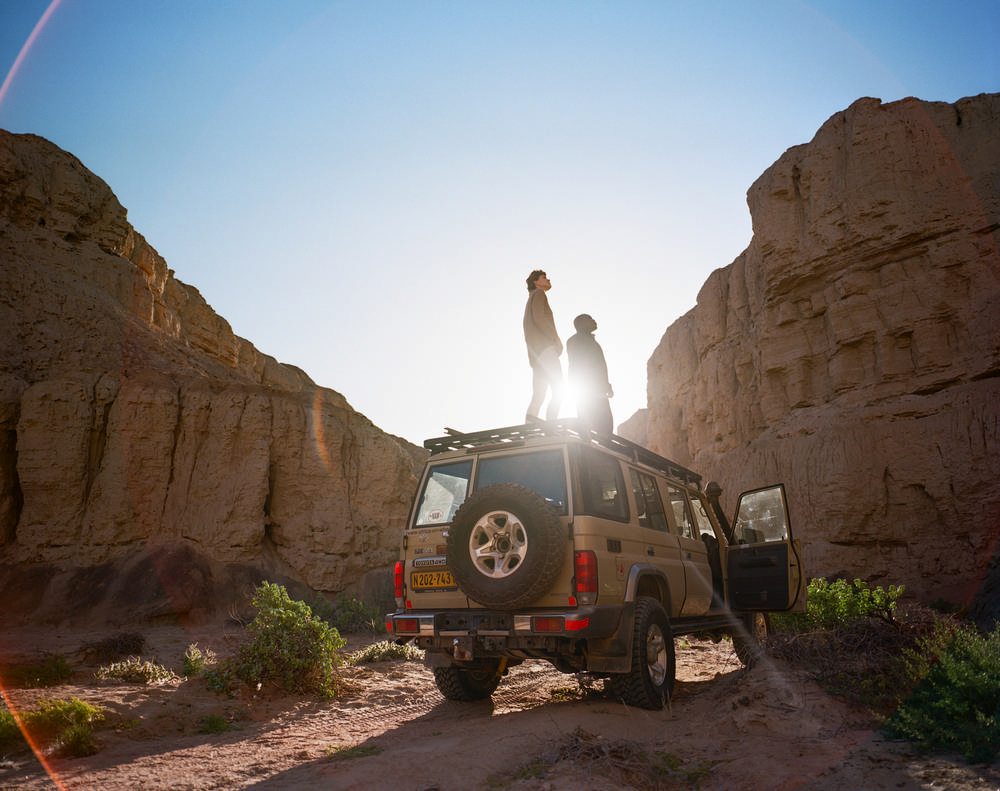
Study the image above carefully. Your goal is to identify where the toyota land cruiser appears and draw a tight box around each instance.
[385,422,806,710]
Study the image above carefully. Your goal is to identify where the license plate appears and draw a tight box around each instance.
[411,570,456,590]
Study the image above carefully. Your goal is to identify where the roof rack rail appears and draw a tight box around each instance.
[424,421,702,487]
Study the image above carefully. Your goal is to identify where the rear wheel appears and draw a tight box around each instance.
[433,659,507,701]
[606,597,675,709]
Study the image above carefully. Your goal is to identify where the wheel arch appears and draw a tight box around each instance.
[624,564,673,616]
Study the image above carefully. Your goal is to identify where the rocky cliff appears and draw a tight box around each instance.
[0,131,424,624]
[638,94,1000,625]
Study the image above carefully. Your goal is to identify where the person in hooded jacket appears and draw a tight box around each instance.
[566,313,614,436]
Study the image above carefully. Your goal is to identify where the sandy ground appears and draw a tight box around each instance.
[1,624,998,791]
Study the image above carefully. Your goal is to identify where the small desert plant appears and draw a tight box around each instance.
[346,640,423,665]
[206,581,346,698]
[882,622,1000,763]
[182,643,218,677]
[1,654,73,687]
[95,657,176,684]
[1,697,104,757]
[197,714,233,734]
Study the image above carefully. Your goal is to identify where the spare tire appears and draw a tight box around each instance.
[446,482,566,609]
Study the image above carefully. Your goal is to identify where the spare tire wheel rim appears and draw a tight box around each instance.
[469,509,527,579]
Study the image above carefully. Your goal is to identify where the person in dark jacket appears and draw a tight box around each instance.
[566,313,614,435]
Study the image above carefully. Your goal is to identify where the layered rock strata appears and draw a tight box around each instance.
[0,131,423,622]
[639,94,1000,624]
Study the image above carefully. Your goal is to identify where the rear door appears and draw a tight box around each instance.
[725,484,806,611]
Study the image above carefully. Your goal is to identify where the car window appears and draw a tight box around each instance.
[414,461,473,525]
[476,449,567,512]
[690,495,717,539]
[579,450,628,521]
[629,468,668,532]
[665,484,697,540]
[733,485,790,543]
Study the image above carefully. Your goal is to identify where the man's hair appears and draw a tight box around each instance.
[526,270,546,291]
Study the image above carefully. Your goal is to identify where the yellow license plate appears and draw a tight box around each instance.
[411,570,456,590]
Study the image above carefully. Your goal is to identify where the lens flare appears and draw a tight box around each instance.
[0,0,66,109]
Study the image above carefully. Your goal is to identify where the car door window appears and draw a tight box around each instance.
[733,486,790,543]
[665,484,697,540]
[629,469,668,531]
[690,495,717,539]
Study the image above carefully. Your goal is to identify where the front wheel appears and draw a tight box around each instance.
[732,612,769,667]
[606,597,675,710]
[433,659,507,701]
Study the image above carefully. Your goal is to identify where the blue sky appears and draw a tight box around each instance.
[1,1,997,445]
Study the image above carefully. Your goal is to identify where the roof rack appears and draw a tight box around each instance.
[423,421,702,488]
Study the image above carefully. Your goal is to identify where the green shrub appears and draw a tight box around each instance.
[197,714,232,734]
[771,577,903,632]
[0,707,22,750]
[206,581,346,698]
[1,698,105,757]
[1,654,73,688]
[95,657,176,684]
[346,640,423,665]
[312,593,384,634]
[182,643,218,677]
[883,623,1000,763]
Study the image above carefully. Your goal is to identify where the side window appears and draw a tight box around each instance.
[579,450,628,521]
[629,469,668,532]
[665,484,697,540]
[690,495,716,539]
[414,461,473,525]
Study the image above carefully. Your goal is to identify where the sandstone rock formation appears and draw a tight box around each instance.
[637,94,1000,625]
[0,131,424,624]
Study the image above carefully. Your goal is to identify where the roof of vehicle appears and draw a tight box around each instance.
[423,421,702,488]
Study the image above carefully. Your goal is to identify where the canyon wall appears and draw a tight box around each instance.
[638,94,1000,624]
[0,131,424,624]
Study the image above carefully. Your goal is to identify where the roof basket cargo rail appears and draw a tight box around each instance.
[424,421,702,488]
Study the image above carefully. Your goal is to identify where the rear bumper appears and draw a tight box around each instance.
[386,605,630,671]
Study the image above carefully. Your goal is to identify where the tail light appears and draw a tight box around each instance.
[393,560,405,606]
[574,550,598,605]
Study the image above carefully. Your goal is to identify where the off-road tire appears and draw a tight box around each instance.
[733,611,769,667]
[606,596,675,710]
[433,660,507,701]
[446,482,565,609]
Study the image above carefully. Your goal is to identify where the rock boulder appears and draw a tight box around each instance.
[638,94,1000,625]
[0,130,424,624]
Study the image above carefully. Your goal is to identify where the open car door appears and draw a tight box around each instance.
[726,484,806,612]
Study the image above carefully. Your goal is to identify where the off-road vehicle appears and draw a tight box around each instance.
[386,422,806,709]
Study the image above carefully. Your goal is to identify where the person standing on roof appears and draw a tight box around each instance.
[523,270,563,423]
[567,313,614,436]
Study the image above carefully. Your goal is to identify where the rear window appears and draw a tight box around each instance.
[476,449,567,512]
[414,460,473,525]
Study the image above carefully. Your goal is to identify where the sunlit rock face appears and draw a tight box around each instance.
[637,94,1000,625]
[0,130,423,622]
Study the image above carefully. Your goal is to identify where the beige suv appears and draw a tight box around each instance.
[385,423,806,710]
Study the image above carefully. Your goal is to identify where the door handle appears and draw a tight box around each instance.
[646,546,655,556]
